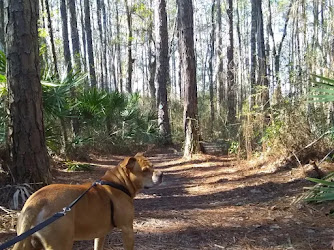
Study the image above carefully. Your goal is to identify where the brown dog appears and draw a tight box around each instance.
[13,154,163,250]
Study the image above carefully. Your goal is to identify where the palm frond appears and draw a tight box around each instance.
[303,173,334,203]
[308,74,334,103]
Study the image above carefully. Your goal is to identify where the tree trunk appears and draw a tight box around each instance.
[250,0,257,108]
[177,0,200,157]
[0,0,4,51]
[208,0,215,136]
[68,0,81,71]
[216,0,223,117]
[236,0,243,111]
[39,0,49,72]
[268,0,292,96]
[155,0,172,144]
[60,0,72,74]
[116,0,122,92]
[5,0,51,184]
[256,0,269,108]
[96,0,105,89]
[148,20,156,100]
[45,0,59,77]
[125,0,133,93]
[80,0,87,72]
[84,0,97,87]
[227,0,236,123]
[101,0,108,90]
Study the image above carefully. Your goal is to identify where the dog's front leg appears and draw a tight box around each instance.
[121,226,134,250]
[94,236,106,250]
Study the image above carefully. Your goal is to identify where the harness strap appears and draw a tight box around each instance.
[97,180,131,228]
[110,200,116,227]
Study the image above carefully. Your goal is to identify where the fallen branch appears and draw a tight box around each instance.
[303,130,332,150]
[0,205,16,214]
[290,130,333,163]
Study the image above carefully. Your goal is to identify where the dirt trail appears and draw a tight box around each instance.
[1,152,334,249]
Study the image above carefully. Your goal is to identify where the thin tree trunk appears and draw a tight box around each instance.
[177,0,201,157]
[256,0,269,108]
[125,0,133,93]
[39,0,49,72]
[84,0,97,87]
[68,0,81,136]
[177,26,183,100]
[101,0,108,90]
[116,0,122,92]
[208,0,215,136]
[250,0,257,108]
[96,0,104,89]
[0,0,4,51]
[155,0,171,144]
[45,0,59,76]
[5,0,51,184]
[236,0,243,111]
[148,20,156,100]
[68,0,81,71]
[216,0,223,117]
[227,0,236,123]
[60,0,71,74]
[80,0,87,71]
[268,0,292,89]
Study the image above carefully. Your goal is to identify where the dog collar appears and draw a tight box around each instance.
[97,180,132,197]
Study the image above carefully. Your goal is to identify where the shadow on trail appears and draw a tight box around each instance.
[132,222,332,250]
[137,178,308,211]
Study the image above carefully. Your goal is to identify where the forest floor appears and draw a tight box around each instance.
[1,150,334,249]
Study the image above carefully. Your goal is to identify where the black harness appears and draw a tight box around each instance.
[98,180,132,227]
[0,180,131,250]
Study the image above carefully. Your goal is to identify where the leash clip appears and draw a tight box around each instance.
[94,180,102,186]
[62,206,71,215]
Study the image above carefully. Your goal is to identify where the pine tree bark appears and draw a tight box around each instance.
[80,0,87,71]
[0,0,4,51]
[68,0,81,71]
[208,0,215,136]
[96,0,105,89]
[250,0,257,108]
[256,0,269,108]
[60,0,71,74]
[116,0,122,92]
[155,0,171,144]
[84,0,97,87]
[148,21,156,100]
[216,0,223,116]
[45,0,59,76]
[125,0,133,93]
[5,0,51,184]
[177,0,200,157]
[101,0,108,90]
[68,0,81,137]
[236,0,243,110]
[227,0,236,123]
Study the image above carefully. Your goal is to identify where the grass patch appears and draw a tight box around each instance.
[65,161,92,172]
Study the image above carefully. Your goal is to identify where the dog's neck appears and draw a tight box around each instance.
[101,166,139,198]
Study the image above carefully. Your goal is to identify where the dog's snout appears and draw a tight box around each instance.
[151,170,163,186]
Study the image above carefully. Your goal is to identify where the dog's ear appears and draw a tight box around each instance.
[124,157,137,170]
[134,152,144,157]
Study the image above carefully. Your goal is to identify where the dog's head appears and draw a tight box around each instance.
[122,153,163,190]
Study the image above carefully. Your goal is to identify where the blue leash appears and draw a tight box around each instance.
[0,180,124,250]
